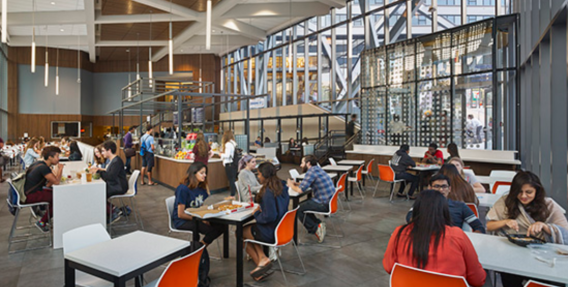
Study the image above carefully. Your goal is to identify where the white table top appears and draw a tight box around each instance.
[337,160,365,166]
[289,188,312,198]
[296,173,337,180]
[466,233,568,284]
[65,231,189,277]
[409,165,440,171]
[476,193,503,208]
[322,165,353,172]
[185,204,258,222]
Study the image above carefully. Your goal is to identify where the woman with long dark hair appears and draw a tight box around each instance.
[437,164,479,205]
[242,162,289,281]
[446,142,460,162]
[171,162,224,246]
[192,132,211,165]
[383,190,486,287]
[487,171,568,286]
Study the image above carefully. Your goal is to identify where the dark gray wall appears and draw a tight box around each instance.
[81,70,94,115]
[18,65,82,114]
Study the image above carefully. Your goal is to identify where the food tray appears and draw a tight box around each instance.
[506,233,546,247]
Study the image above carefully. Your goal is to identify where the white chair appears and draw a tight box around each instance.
[108,170,144,234]
[361,159,375,186]
[488,170,516,191]
[165,196,222,260]
[329,157,337,166]
[63,224,113,287]
[347,164,366,199]
[494,185,511,195]
[289,169,300,180]
[6,179,52,253]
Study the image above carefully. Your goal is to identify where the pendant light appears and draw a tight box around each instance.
[168,0,173,75]
[287,0,292,74]
[199,51,203,93]
[136,33,140,80]
[127,49,132,99]
[347,1,352,59]
[1,0,7,43]
[77,34,81,83]
[44,26,49,87]
[31,0,36,73]
[148,10,153,88]
[55,48,59,95]
[206,0,211,50]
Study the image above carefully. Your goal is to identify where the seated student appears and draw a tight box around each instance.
[422,142,444,165]
[406,174,485,233]
[237,155,262,203]
[383,189,486,287]
[448,157,485,193]
[446,142,460,163]
[487,171,568,287]
[23,139,41,167]
[264,137,271,144]
[287,155,335,243]
[254,137,263,148]
[301,137,309,146]
[93,144,109,168]
[390,144,419,199]
[68,141,83,161]
[288,138,300,156]
[171,162,224,247]
[438,164,479,205]
[60,137,70,156]
[89,141,128,223]
[243,162,289,282]
[24,146,64,232]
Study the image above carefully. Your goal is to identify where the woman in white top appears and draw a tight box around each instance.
[448,157,485,193]
[219,130,238,196]
[23,139,41,167]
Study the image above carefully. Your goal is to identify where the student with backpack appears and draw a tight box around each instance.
[140,125,157,186]
[217,130,239,196]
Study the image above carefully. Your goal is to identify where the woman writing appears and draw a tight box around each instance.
[383,190,486,287]
[23,139,41,167]
[243,162,289,281]
[237,155,262,202]
[171,162,224,247]
[448,157,485,193]
[437,164,479,205]
[218,130,238,197]
[68,141,83,161]
[486,171,568,286]
[192,132,211,165]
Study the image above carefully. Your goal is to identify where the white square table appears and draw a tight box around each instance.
[53,179,106,249]
[409,165,441,192]
[466,232,568,285]
[185,206,257,287]
[64,231,191,287]
[337,159,365,166]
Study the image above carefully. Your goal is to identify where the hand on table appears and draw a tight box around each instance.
[89,167,100,174]
[253,205,261,213]
[527,221,550,236]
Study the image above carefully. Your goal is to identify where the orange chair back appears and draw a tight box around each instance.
[524,280,559,287]
[366,159,374,173]
[274,207,299,246]
[466,203,479,218]
[336,173,348,194]
[329,188,340,215]
[492,181,511,194]
[390,263,468,287]
[356,164,363,181]
[378,164,395,182]
[157,245,205,287]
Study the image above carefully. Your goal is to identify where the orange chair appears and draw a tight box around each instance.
[361,158,375,186]
[147,245,205,287]
[492,181,511,194]
[336,172,351,212]
[244,208,305,286]
[373,164,405,202]
[524,280,560,287]
[302,188,343,248]
[347,164,366,199]
[466,203,479,218]
[390,263,468,287]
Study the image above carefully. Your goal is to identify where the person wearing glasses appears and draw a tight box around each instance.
[406,174,485,233]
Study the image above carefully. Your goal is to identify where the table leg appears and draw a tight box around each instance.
[223,224,229,259]
[418,171,424,193]
[292,198,299,244]
[114,276,126,287]
[236,223,244,287]
[64,259,75,287]
[135,275,143,287]
[192,228,200,242]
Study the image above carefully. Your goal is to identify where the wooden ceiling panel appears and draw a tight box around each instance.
[100,22,194,41]
[101,0,167,15]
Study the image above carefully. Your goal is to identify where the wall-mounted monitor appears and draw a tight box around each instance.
[51,121,81,139]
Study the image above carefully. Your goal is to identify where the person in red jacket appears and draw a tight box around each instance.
[383,189,486,287]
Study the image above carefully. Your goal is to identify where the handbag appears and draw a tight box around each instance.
[124,148,136,158]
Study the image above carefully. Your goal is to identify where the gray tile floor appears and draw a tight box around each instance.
[0,163,418,287]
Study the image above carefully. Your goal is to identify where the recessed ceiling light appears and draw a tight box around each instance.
[51,2,56,5]
[60,29,64,32]
[180,49,184,52]
[212,30,216,33]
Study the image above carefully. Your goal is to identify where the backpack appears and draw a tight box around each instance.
[7,163,44,215]
[198,247,211,287]
[230,145,242,169]
[139,135,147,156]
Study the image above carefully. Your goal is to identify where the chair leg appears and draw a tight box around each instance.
[356,182,365,200]
[131,198,144,230]
[275,253,289,286]
[372,179,381,198]
[292,241,307,275]
[209,239,223,261]
[389,182,397,202]
[8,208,20,252]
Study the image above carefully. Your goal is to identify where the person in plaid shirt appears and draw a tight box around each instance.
[287,155,335,243]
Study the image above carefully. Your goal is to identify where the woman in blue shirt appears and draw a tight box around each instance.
[171,162,224,246]
[243,162,289,281]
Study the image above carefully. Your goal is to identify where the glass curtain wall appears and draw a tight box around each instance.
[361,16,517,150]
[0,43,8,141]
[221,0,509,145]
